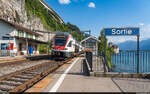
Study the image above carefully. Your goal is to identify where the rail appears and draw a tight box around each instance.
[0,57,76,92]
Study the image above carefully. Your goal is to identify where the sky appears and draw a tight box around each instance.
[45,0,150,44]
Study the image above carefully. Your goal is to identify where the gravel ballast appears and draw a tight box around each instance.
[0,60,52,77]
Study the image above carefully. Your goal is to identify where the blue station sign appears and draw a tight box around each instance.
[104,27,139,36]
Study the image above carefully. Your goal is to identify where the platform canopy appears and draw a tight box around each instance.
[81,36,100,43]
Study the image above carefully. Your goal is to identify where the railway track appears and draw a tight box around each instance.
[0,57,76,92]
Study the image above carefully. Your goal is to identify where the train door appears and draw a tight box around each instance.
[75,44,79,53]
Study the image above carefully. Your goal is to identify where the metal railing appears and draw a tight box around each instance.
[0,50,17,57]
[85,52,93,72]
[111,50,150,73]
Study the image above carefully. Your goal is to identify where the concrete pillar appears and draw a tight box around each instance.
[26,38,28,56]
[37,44,39,55]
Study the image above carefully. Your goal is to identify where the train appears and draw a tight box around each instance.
[51,32,84,59]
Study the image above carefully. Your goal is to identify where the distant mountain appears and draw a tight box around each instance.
[117,39,150,50]
[140,39,150,50]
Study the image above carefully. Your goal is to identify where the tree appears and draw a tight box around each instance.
[98,29,107,52]
[98,29,114,68]
[65,22,85,41]
[66,22,80,32]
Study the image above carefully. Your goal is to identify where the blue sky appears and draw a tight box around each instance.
[45,0,150,43]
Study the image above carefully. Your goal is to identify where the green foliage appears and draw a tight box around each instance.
[65,22,85,41]
[25,0,85,53]
[98,29,114,68]
[71,31,85,41]
[39,44,47,54]
[25,0,63,31]
[98,29,107,52]
[25,0,85,40]
[39,40,53,54]
[66,22,80,32]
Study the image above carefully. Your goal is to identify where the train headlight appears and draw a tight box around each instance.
[64,48,68,50]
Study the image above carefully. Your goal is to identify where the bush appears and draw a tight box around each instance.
[98,29,114,69]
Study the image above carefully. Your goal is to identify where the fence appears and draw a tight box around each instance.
[85,52,93,71]
[82,52,107,73]
[0,50,17,57]
[111,50,150,73]
[82,52,94,76]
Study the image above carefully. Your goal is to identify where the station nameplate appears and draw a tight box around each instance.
[104,28,139,36]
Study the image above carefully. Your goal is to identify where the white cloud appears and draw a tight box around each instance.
[139,23,144,26]
[107,36,137,44]
[58,0,71,4]
[140,24,150,40]
[88,2,95,8]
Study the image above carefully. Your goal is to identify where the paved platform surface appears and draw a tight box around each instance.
[26,57,150,92]
[27,57,120,92]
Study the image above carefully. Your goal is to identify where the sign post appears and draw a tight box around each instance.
[104,27,140,73]
[137,35,140,73]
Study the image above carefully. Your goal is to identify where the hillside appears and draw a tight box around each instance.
[0,0,85,41]
[25,0,85,41]
[0,0,47,31]
[0,0,68,31]
[25,0,68,31]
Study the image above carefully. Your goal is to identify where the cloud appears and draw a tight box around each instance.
[107,36,137,44]
[58,0,71,4]
[140,24,150,40]
[139,23,144,26]
[88,2,96,8]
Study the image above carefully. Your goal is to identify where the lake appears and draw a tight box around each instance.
[111,50,150,73]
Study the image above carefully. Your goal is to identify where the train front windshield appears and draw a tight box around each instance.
[55,38,67,46]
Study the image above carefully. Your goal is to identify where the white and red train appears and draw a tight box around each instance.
[51,32,84,59]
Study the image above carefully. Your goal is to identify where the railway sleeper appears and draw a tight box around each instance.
[22,72,38,76]
[0,80,22,86]
[24,71,41,75]
[0,84,16,91]
[13,75,33,79]
[7,77,28,83]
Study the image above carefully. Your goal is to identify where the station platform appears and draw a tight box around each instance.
[0,54,50,64]
[0,56,26,64]
[26,57,121,92]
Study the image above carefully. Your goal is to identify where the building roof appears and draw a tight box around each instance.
[81,36,100,43]
[0,18,42,36]
[15,36,47,44]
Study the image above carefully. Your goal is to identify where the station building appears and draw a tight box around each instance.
[81,36,100,55]
[0,18,46,56]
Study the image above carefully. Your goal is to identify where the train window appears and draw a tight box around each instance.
[55,38,67,46]
[68,41,72,47]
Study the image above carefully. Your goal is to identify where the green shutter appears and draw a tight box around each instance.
[26,33,28,38]
[22,32,24,37]
[17,31,20,36]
